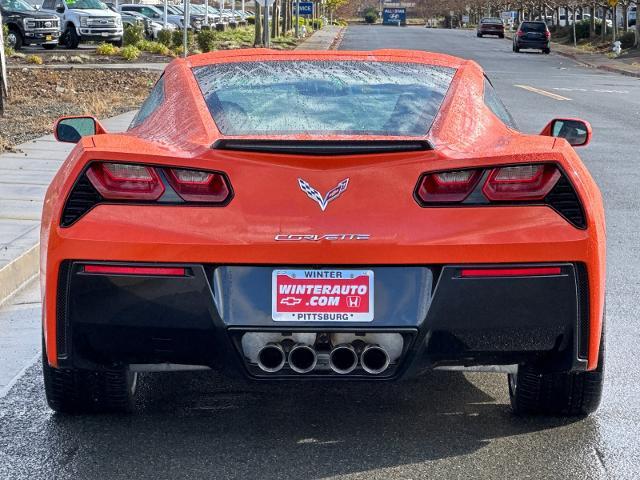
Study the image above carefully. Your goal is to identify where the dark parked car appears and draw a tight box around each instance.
[476,17,504,38]
[0,0,60,49]
[513,20,550,53]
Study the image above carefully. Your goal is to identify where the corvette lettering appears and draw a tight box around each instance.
[274,234,370,241]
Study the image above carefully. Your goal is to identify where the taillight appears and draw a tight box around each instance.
[416,169,481,203]
[86,162,164,200]
[165,168,230,203]
[483,164,560,201]
[545,30,551,39]
[517,30,525,37]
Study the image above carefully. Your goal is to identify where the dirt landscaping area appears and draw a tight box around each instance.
[0,68,159,152]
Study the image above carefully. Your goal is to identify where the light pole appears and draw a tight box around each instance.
[183,0,190,58]
[295,0,299,37]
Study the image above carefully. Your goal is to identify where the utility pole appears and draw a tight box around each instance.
[183,0,190,57]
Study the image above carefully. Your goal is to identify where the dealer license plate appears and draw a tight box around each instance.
[272,269,374,322]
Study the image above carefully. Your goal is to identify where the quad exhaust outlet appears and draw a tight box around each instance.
[360,344,391,375]
[257,343,286,373]
[288,344,318,373]
[329,344,359,374]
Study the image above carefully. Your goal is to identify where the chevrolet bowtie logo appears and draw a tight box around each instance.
[280,297,302,306]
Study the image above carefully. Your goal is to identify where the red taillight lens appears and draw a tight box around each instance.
[461,266,562,277]
[165,168,231,203]
[87,162,164,200]
[84,265,186,276]
[517,30,525,37]
[416,169,481,203]
[545,30,551,39]
[482,164,560,201]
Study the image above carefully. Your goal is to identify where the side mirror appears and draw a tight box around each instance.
[54,116,106,143]
[541,118,592,147]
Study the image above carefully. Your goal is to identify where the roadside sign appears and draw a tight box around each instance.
[462,14,469,23]
[608,0,618,7]
[383,7,406,25]
[297,2,313,15]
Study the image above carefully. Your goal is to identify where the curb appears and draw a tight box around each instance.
[0,244,39,305]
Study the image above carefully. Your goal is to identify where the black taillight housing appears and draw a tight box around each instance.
[61,162,233,227]
[414,163,586,229]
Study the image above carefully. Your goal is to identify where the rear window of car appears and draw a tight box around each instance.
[521,22,547,32]
[193,61,456,137]
[481,18,502,24]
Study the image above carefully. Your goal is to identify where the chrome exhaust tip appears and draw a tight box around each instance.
[360,344,390,375]
[257,343,286,373]
[329,344,358,374]
[288,344,317,373]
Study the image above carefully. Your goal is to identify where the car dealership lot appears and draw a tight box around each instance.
[1,25,640,479]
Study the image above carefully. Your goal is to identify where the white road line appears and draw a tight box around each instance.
[514,84,572,101]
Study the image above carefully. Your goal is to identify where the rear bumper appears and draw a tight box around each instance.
[516,39,550,49]
[54,262,590,378]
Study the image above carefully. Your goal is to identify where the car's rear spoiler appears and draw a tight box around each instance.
[212,139,433,155]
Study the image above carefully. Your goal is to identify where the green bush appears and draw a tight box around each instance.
[95,42,120,55]
[620,31,635,49]
[364,7,377,24]
[123,24,145,46]
[171,29,194,48]
[120,44,140,61]
[311,19,323,29]
[157,28,173,47]
[246,16,255,25]
[136,40,170,55]
[197,29,217,52]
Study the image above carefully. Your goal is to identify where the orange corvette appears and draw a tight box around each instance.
[40,49,606,416]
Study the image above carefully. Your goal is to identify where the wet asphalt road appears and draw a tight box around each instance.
[2,26,640,479]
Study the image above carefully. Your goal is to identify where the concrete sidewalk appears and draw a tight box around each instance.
[295,25,345,50]
[0,111,137,303]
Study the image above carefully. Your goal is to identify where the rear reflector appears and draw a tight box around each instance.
[83,265,186,276]
[461,267,562,277]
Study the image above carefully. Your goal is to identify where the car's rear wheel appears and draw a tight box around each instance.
[543,48,551,54]
[509,323,605,416]
[42,340,137,414]
[477,33,482,37]
[499,34,504,38]
[513,44,519,52]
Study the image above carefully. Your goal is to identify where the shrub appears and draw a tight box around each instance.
[25,54,44,65]
[137,40,170,55]
[311,19,323,29]
[5,46,15,57]
[95,42,120,55]
[364,7,377,24]
[171,29,194,48]
[157,28,173,47]
[197,29,217,52]
[619,31,635,49]
[123,24,145,46]
[246,16,255,25]
[120,45,140,61]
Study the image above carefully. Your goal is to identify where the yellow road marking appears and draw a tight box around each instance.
[514,84,571,101]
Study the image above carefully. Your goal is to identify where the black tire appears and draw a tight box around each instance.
[42,43,57,50]
[7,26,23,50]
[499,34,504,38]
[514,45,520,53]
[543,48,551,54]
[64,26,80,49]
[42,342,137,414]
[509,323,605,416]
[477,33,482,37]
[111,39,123,47]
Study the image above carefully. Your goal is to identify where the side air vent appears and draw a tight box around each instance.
[213,139,433,155]
[56,261,72,361]
[544,175,586,229]
[61,174,103,227]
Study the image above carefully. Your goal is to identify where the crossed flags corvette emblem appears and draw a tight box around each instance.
[298,178,349,211]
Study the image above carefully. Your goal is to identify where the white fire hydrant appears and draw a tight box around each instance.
[612,41,622,56]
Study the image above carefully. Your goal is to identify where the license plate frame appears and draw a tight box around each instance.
[272,269,374,322]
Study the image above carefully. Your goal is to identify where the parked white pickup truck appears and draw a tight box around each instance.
[40,0,122,48]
